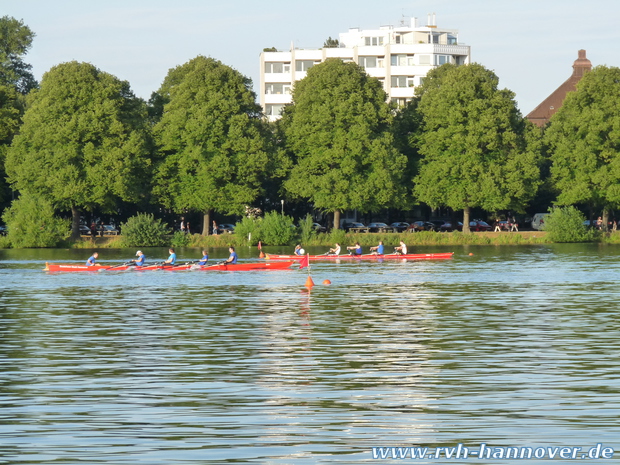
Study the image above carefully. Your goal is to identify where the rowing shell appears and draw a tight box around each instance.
[44,261,295,272]
[264,252,454,261]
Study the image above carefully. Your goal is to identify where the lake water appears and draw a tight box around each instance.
[1,244,619,464]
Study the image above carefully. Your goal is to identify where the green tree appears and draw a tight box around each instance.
[412,63,541,232]
[280,58,407,229]
[545,66,620,230]
[5,61,152,238]
[0,83,22,208]
[0,15,37,94]
[2,192,69,248]
[323,37,339,48]
[151,56,270,235]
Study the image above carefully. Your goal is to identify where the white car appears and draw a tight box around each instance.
[531,213,550,230]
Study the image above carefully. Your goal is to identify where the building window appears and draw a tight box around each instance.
[265,83,291,95]
[436,55,451,65]
[358,56,378,68]
[391,76,407,88]
[265,104,286,116]
[264,62,290,73]
[364,36,384,46]
[419,55,431,65]
[448,35,457,45]
[395,35,402,44]
[390,97,410,107]
[391,54,415,67]
[295,60,315,72]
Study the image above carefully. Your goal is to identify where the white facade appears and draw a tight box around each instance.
[260,15,471,121]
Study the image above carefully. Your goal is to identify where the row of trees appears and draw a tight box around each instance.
[2,16,620,239]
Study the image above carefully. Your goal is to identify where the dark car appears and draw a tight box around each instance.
[390,222,409,232]
[367,222,389,232]
[342,222,366,232]
[469,220,493,232]
[439,221,463,232]
[79,225,91,236]
[102,225,119,235]
[312,223,327,233]
[407,221,436,232]
[0,225,6,236]
[218,223,236,234]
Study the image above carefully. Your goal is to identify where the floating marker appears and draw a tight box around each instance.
[322,279,331,285]
[305,275,315,288]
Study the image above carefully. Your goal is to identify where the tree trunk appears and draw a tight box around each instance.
[71,206,81,240]
[602,208,609,233]
[462,206,471,233]
[333,210,341,230]
[202,210,211,236]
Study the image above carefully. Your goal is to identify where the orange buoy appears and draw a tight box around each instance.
[469,253,474,256]
[305,275,315,288]
[322,279,331,285]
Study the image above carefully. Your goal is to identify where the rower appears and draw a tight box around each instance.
[370,241,384,255]
[394,241,408,255]
[294,244,305,256]
[327,243,341,255]
[163,248,176,265]
[347,242,363,256]
[85,252,99,266]
[131,250,146,267]
[198,250,209,265]
[223,246,238,265]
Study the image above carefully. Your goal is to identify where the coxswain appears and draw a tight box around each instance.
[85,252,99,266]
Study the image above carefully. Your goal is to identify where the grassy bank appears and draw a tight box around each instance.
[59,230,551,249]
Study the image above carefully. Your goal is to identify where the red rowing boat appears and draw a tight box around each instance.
[264,252,454,261]
[44,261,295,272]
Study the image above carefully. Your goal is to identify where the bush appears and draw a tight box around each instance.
[234,216,262,245]
[2,193,69,248]
[260,211,296,246]
[299,214,317,245]
[120,213,171,247]
[544,206,597,242]
[170,230,191,247]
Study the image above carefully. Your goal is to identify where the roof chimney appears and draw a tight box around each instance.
[572,49,592,78]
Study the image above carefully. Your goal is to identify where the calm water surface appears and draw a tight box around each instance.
[1,244,619,464]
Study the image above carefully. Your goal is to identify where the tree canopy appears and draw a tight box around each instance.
[5,61,151,237]
[281,58,407,228]
[545,65,620,227]
[412,63,541,231]
[151,56,270,235]
[0,15,37,94]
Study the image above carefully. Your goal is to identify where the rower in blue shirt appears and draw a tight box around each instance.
[132,250,146,267]
[370,241,384,255]
[198,250,209,265]
[163,248,176,265]
[85,252,99,266]
[346,242,363,256]
[223,246,238,264]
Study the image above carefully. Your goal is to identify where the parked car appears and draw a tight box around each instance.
[342,222,366,232]
[428,220,448,230]
[390,222,409,232]
[367,222,390,232]
[469,220,493,232]
[0,225,6,236]
[439,221,463,232]
[408,221,436,232]
[531,213,550,231]
[79,225,91,235]
[312,223,327,233]
[218,223,236,234]
[102,225,119,235]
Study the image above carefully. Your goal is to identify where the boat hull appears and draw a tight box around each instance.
[45,261,294,272]
[264,252,454,261]
[190,261,295,271]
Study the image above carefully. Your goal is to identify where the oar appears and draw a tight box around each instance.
[99,261,132,271]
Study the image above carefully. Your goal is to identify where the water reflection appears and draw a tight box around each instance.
[1,245,620,463]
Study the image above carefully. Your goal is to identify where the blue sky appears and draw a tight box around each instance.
[3,0,619,114]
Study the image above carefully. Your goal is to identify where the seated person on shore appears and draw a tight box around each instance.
[163,248,176,265]
[198,250,209,265]
[131,250,146,266]
[327,243,341,255]
[223,246,238,265]
[394,241,408,255]
[86,252,99,266]
[370,241,384,255]
[347,242,363,256]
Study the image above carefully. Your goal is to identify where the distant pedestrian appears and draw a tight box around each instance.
[212,221,218,235]
[180,217,186,233]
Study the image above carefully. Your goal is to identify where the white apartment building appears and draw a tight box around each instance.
[260,14,471,121]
